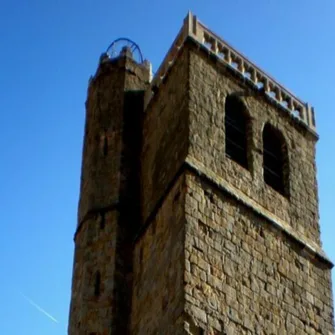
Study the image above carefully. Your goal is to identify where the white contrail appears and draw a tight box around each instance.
[20,292,59,324]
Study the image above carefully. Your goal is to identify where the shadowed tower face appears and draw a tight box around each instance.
[68,13,334,335]
[68,44,150,334]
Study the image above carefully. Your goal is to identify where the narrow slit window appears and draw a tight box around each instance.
[263,124,287,195]
[225,95,249,169]
[99,213,105,230]
[103,135,108,156]
[94,271,101,297]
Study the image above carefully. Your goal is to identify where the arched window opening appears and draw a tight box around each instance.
[94,271,101,297]
[263,124,288,195]
[225,95,249,169]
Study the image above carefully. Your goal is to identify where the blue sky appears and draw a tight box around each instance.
[0,0,334,334]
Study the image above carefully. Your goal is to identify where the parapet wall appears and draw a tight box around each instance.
[145,12,316,133]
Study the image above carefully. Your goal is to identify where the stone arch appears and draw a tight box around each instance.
[225,94,250,169]
[262,123,289,196]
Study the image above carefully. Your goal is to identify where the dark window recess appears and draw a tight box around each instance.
[94,271,101,297]
[103,135,108,156]
[225,95,248,169]
[99,213,105,230]
[263,124,286,195]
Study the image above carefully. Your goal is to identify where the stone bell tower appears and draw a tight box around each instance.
[68,41,151,334]
[68,12,334,335]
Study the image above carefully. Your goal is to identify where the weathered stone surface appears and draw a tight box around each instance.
[131,174,185,334]
[188,44,321,244]
[68,15,334,335]
[68,211,118,335]
[184,172,334,334]
[68,54,150,335]
[140,46,190,223]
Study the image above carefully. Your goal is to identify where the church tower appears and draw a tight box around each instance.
[68,13,334,334]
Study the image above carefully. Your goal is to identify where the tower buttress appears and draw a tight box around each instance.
[68,47,150,335]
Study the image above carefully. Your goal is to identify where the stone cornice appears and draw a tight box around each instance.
[185,156,333,269]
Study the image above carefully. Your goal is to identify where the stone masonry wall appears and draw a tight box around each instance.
[78,57,149,224]
[68,210,118,335]
[141,47,190,223]
[69,56,149,335]
[188,43,321,244]
[131,174,186,335]
[184,172,334,334]
[69,31,334,334]
[77,62,124,225]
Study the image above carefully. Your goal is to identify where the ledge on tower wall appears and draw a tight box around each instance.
[145,12,317,134]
